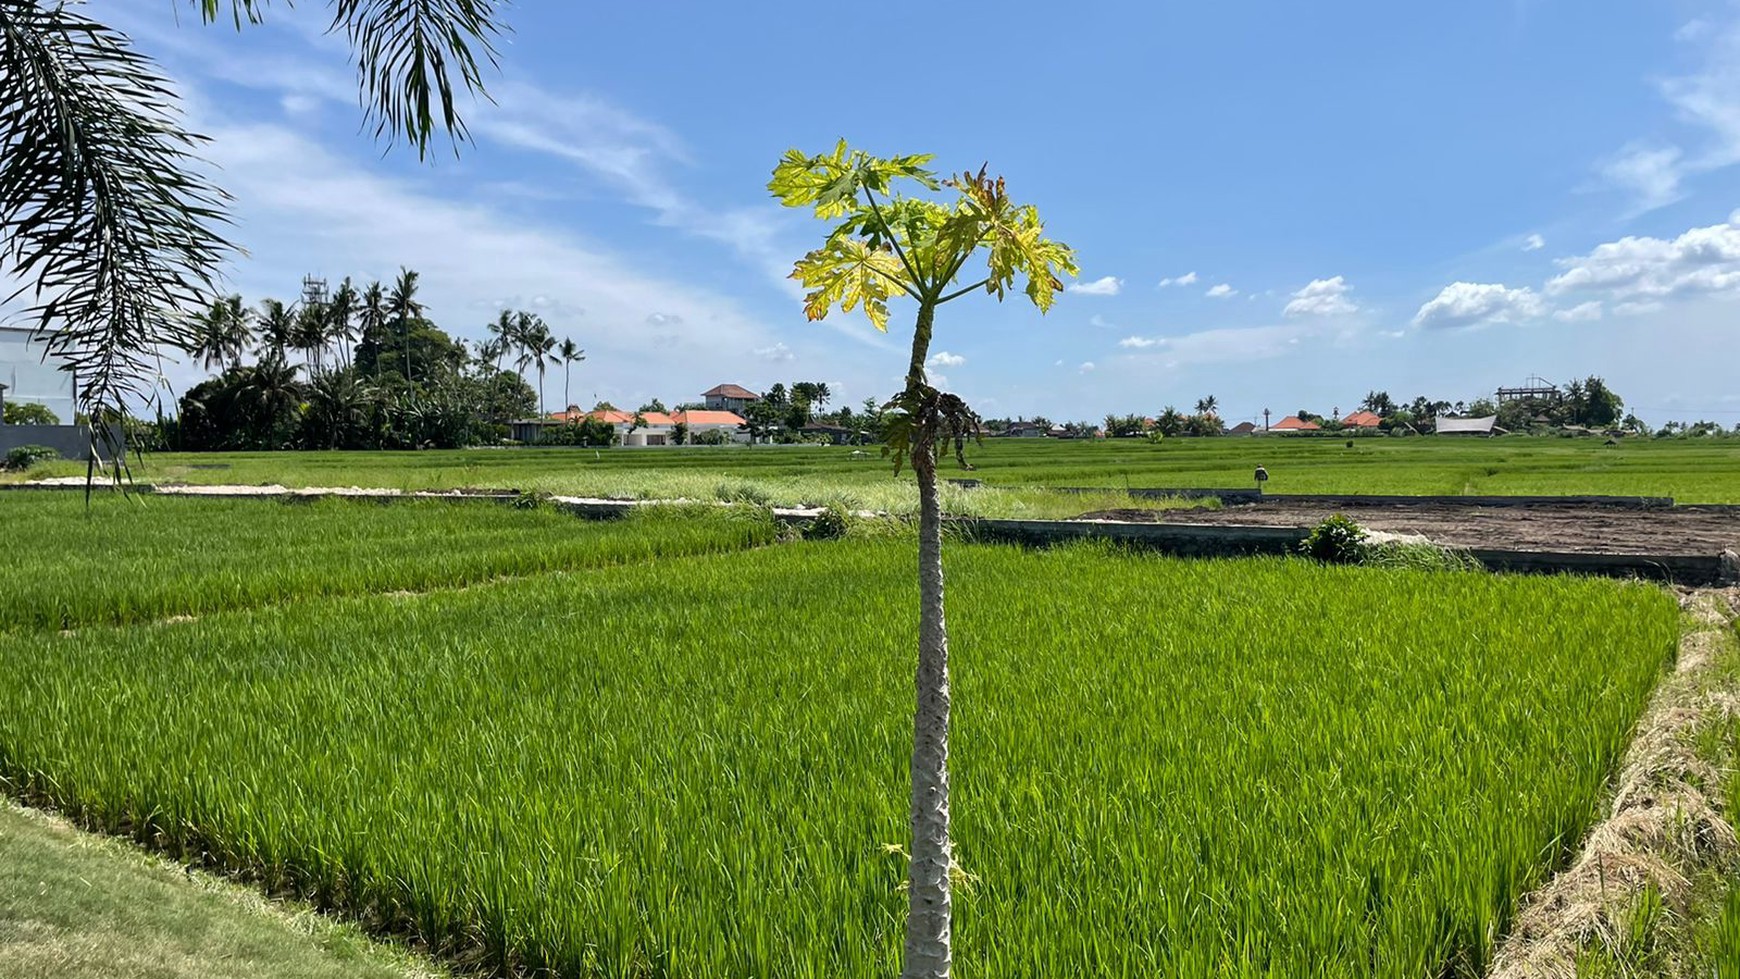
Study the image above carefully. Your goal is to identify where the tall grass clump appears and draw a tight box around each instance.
[0,492,775,632]
[0,542,1677,977]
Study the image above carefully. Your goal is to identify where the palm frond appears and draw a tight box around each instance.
[197,1,502,159]
[0,0,234,428]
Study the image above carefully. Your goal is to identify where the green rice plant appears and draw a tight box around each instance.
[0,540,1677,977]
[18,434,1738,500]
[0,492,775,632]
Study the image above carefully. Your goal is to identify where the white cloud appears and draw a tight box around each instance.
[1597,17,1740,210]
[1113,321,1326,365]
[1068,275,1123,296]
[646,312,684,326]
[1523,233,1546,252]
[1597,144,1686,212]
[1206,283,1237,298]
[1088,314,1115,329]
[1282,276,1358,317]
[1547,212,1740,301]
[1412,282,1547,329]
[754,343,796,363]
[1552,301,1603,322]
[1158,271,1199,288]
[1613,300,1665,316]
[927,351,966,368]
[1678,19,1712,42]
[1078,361,1096,373]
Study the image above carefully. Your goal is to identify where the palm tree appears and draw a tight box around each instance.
[386,268,424,383]
[358,281,388,380]
[303,368,376,449]
[238,354,303,448]
[257,299,294,362]
[1,3,506,431]
[326,278,358,369]
[487,309,517,374]
[558,337,585,413]
[293,302,328,372]
[188,295,251,372]
[1195,394,1219,417]
[520,319,557,416]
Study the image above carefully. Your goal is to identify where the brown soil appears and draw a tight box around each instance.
[1078,500,1740,555]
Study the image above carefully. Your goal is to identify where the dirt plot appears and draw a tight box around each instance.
[1080,499,1740,555]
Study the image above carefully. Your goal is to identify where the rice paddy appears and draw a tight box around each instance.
[0,495,1682,978]
[15,433,1740,502]
[0,493,774,632]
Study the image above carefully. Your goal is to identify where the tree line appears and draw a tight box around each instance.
[157,269,570,451]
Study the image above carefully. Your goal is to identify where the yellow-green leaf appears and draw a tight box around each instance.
[789,238,911,332]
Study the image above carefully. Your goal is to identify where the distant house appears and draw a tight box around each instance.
[702,383,760,413]
[1004,421,1048,437]
[1340,410,1383,429]
[671,409,748,443]
[1269,415,1322,433]
[1433,415,1500,436]
[1227,421,1258,436]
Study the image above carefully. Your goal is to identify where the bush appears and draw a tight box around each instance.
[3,444,60,471]
[689,428,735,446]
[536,419,618,447]
[1300,514,1367,564]
[3,402,59,425]
[802,505,853,541]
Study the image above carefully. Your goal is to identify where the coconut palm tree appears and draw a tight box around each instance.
[357,281,388,380]
[520,320,557,416]
[303,368,376,449]
[487,309,517,374]
[558,337,585,413]
[386,268,424,383]
[292,302,328,372]
[326,278,358,369]
[256,299,294,362]
[1195,395,1219,417]
[188,294,251,372]
[0,2,506,432]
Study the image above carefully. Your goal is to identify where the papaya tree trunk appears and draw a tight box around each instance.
[901,298,951,978]
[902,430,952,978]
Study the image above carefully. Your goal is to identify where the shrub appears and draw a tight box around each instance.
[802,505,853,541]
[3,402,59,425]
[1300,513,1367,564]
[3,444,60,471]
[537,419,618,447]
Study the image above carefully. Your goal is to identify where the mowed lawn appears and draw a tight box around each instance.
[0,493,1681,977]
[22,435,1740,503]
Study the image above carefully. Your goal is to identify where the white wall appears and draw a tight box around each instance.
[0,327,77,421]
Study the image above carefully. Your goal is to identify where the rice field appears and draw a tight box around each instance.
[0,492,774,632]
[15,433,1740,502]
[0,508,1680,978]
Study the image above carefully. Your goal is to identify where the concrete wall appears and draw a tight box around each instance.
[0,423,120,463]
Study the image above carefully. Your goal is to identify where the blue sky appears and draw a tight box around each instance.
[88,1,1740,424]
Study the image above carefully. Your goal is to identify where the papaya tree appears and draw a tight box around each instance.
[769,142,1076,977]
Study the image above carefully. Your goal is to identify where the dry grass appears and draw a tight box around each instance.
[1489,590,1740,979]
